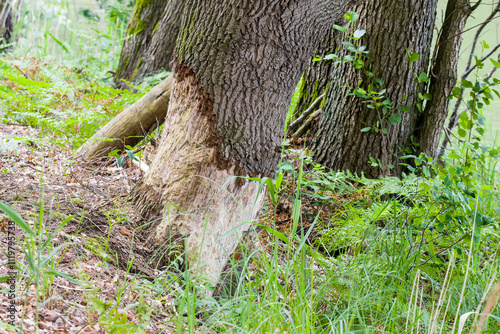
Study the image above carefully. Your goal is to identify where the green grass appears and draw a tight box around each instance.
[0,57,144,148]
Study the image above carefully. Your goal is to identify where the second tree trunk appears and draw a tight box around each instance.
[313,0,437,178]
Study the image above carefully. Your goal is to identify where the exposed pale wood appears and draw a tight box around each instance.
[77,75,172,158]
[131,159,150,173]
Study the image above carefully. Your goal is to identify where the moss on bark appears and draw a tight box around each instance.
[127,0,155,36]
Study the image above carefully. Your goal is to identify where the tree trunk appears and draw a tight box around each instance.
[313,0,437,178]
[293,27,337,118]
[416,0,471,158]
[115,0,184,85]
[132,0,360,285]
[0,0,20,47]
[77,75,172,158]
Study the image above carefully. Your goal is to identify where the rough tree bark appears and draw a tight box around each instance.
[115,0,184,84]
[0,0,20,47]
[132,0,360,286]
[312,0,438,178]
[416,0,471,158]
[293,27,337,118]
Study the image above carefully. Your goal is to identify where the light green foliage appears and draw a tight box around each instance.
[152,21,160,35]
[101,201,130,225]
[0,0,142,149]
[0,59,144,147]
[84,236,118,264]
[0,200,80,326]
[284,74,304,133]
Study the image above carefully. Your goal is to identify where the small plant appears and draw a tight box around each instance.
[0,200,82,328]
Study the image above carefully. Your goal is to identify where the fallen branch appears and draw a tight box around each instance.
[288,93,324,134]
[291,109,322,138]
[77,75,173,158]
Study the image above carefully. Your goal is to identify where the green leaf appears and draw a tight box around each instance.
[388,113,402,125]
[279,162,295,172]
[422,93,432,100]
[462,80,473,88]
[126,150,138,161]
[275,173,283,189]
[443,176,452,186]
[263,178,277,206]
[353,29,366,38]
[47,270,83,286]
[117,156,125,166]
[347,46,358,53]
[108,149,121,157]
[345,11,359,22]
[0,276,12,283]
[417,72,429,83]
[323,53,337,60]
[360,127,371,132]
[0,201,35,236]
[423,166,430,177]
[409,52,419,63]
[490,58,500,69]
[40,243,70,268]
[353,59,364,69]
[45,32,70,54]
[332,24,347,32]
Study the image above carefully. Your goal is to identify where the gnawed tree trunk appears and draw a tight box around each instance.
[115,0,184,85]
[313,0,437,178]
[0,0,20,47]
[132,0,360,286]
[416,0,471,158]
[77,75,172,158]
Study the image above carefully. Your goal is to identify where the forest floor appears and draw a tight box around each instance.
[0,124,181,333]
